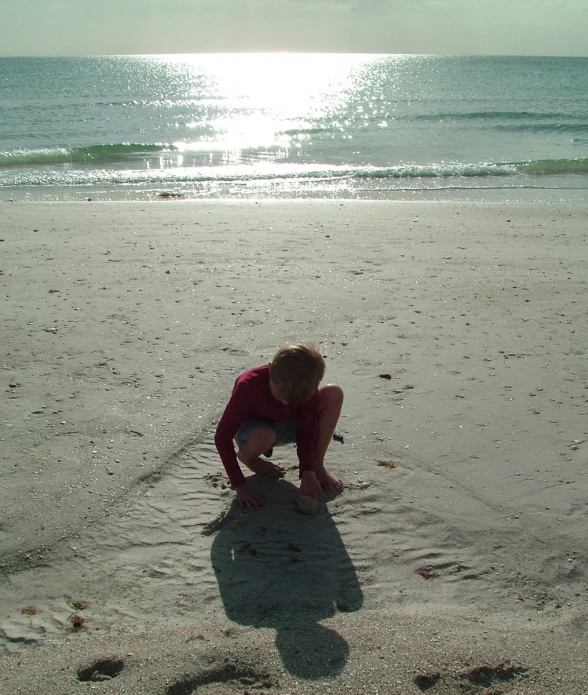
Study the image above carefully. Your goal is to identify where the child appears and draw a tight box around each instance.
[214,343,344,510]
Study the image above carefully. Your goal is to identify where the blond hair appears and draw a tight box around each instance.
[270,343,325,404]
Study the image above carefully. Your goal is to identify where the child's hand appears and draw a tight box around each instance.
[235,483,266,510]
[298,471,322,499]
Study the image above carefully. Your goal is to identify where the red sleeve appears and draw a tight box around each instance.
[214,379,252,488]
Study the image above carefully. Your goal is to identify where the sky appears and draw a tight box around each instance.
[0,0,586,57]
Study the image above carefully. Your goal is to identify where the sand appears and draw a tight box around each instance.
[0,199,587,694]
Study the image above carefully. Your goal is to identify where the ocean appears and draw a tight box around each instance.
[1,54,587,202]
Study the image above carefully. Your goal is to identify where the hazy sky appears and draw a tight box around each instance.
[1,0,586,57]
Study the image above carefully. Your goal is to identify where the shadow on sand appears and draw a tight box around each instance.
[210,477,363,679]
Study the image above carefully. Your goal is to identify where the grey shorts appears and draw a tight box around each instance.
[234,419,297,454]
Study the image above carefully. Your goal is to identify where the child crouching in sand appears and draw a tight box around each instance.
[214,343,343,510]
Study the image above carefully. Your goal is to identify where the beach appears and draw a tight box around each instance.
[1,199,587,694]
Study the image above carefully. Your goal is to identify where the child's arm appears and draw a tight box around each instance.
[214,395,248,489]
[215,400,266,509]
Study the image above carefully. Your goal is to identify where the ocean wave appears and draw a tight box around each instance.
[517,158,588,175]
[494,123,588,134]
[414,110,582,122]
[413,111,588,134]
[1,158,587,188]
[279,126,333,137]
[0,143,177,167]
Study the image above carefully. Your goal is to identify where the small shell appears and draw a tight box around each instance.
[296,494,318,515]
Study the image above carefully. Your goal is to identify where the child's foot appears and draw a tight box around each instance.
[238,453,285,478]
[316,466,343,493]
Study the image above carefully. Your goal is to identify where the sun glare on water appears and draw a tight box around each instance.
[158,53,384,161]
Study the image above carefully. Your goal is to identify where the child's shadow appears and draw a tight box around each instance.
[210,478,363,679]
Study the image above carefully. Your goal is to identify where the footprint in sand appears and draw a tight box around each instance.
[77,657,125,682]
[165,662,274,695]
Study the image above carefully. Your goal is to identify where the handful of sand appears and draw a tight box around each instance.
[296,494,319,515]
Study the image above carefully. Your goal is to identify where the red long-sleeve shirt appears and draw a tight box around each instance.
[214,364,319,488]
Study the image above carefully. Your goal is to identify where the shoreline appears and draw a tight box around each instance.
[1,199,587,693]
[2,185,588,204]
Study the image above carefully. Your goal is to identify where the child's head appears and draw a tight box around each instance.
[270,343,325,405]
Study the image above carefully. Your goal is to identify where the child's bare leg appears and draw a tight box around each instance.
[237,424,284,478]
[315,384,344,492]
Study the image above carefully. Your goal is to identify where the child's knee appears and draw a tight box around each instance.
[321,384,344,408]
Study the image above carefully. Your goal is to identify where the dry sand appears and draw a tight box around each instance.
[0,200,587,694]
